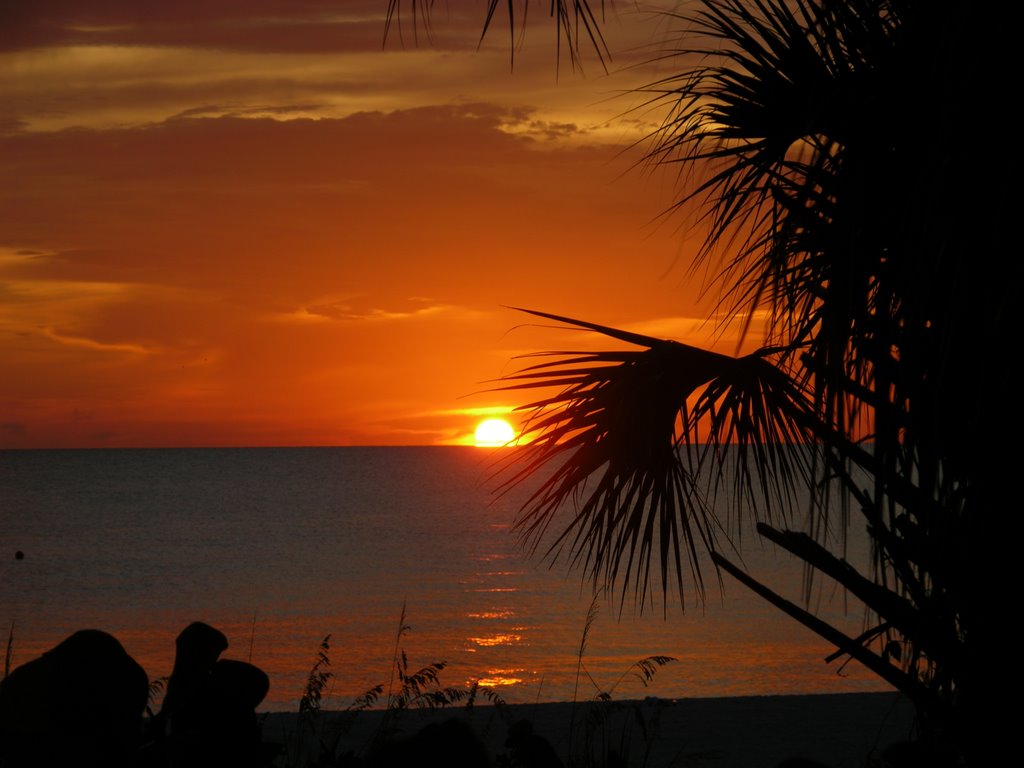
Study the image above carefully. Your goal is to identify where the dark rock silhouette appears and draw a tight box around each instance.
[504,718,563,768]
[141,621,272,768]
[0,628,148,768]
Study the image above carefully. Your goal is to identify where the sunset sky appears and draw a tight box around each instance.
[1,1,758,448]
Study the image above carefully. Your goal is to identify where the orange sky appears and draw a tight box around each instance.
[1,2,761,448]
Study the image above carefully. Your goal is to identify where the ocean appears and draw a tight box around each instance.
[0,446,888,711]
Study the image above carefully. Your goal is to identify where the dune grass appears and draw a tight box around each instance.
[3,623,12,680]
[271,599,679,768]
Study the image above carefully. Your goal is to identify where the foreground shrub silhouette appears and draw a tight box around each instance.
[140,621,272,768]
[503,719,563,768]
[0,622,273,768]
[0,628,148,768]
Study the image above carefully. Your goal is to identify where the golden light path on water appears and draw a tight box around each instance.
[1,447,893,711]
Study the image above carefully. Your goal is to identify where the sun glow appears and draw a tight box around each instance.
[474,417,516,447]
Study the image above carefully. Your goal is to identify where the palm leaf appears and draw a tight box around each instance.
[492,308,816,610]
[384,0,611,71]
[639,0,901,378]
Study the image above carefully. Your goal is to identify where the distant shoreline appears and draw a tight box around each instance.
[261,691,915,768]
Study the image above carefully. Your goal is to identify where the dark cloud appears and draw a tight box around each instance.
[171,103,332,120]
[0,0,642,86]
[0,102,643,304]
[0,103,547,190]
[0,117,29,137]
[1,1,487,53]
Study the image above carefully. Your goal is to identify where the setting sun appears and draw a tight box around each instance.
[474,418,516,447]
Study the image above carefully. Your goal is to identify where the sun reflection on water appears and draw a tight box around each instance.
[468,633,523,647]
[476,670,525,687]
[467,610,515,619]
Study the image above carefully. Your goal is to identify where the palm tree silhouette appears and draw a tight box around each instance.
[391,2,992,763]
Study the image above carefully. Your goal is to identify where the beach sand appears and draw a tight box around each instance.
[261,691,915,767]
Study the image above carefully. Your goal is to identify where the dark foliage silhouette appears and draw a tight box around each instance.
[504,719,564,768]
[388,2,996,765]
[141,621,272,768]
[366,717,492,768]
[0,629,148,768]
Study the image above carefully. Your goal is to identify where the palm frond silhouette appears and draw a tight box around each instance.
[389,1,996,764]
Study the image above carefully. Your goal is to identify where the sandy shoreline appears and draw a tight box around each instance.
[261,691,915,767]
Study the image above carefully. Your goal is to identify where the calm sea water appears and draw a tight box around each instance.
[1,447,888,711]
